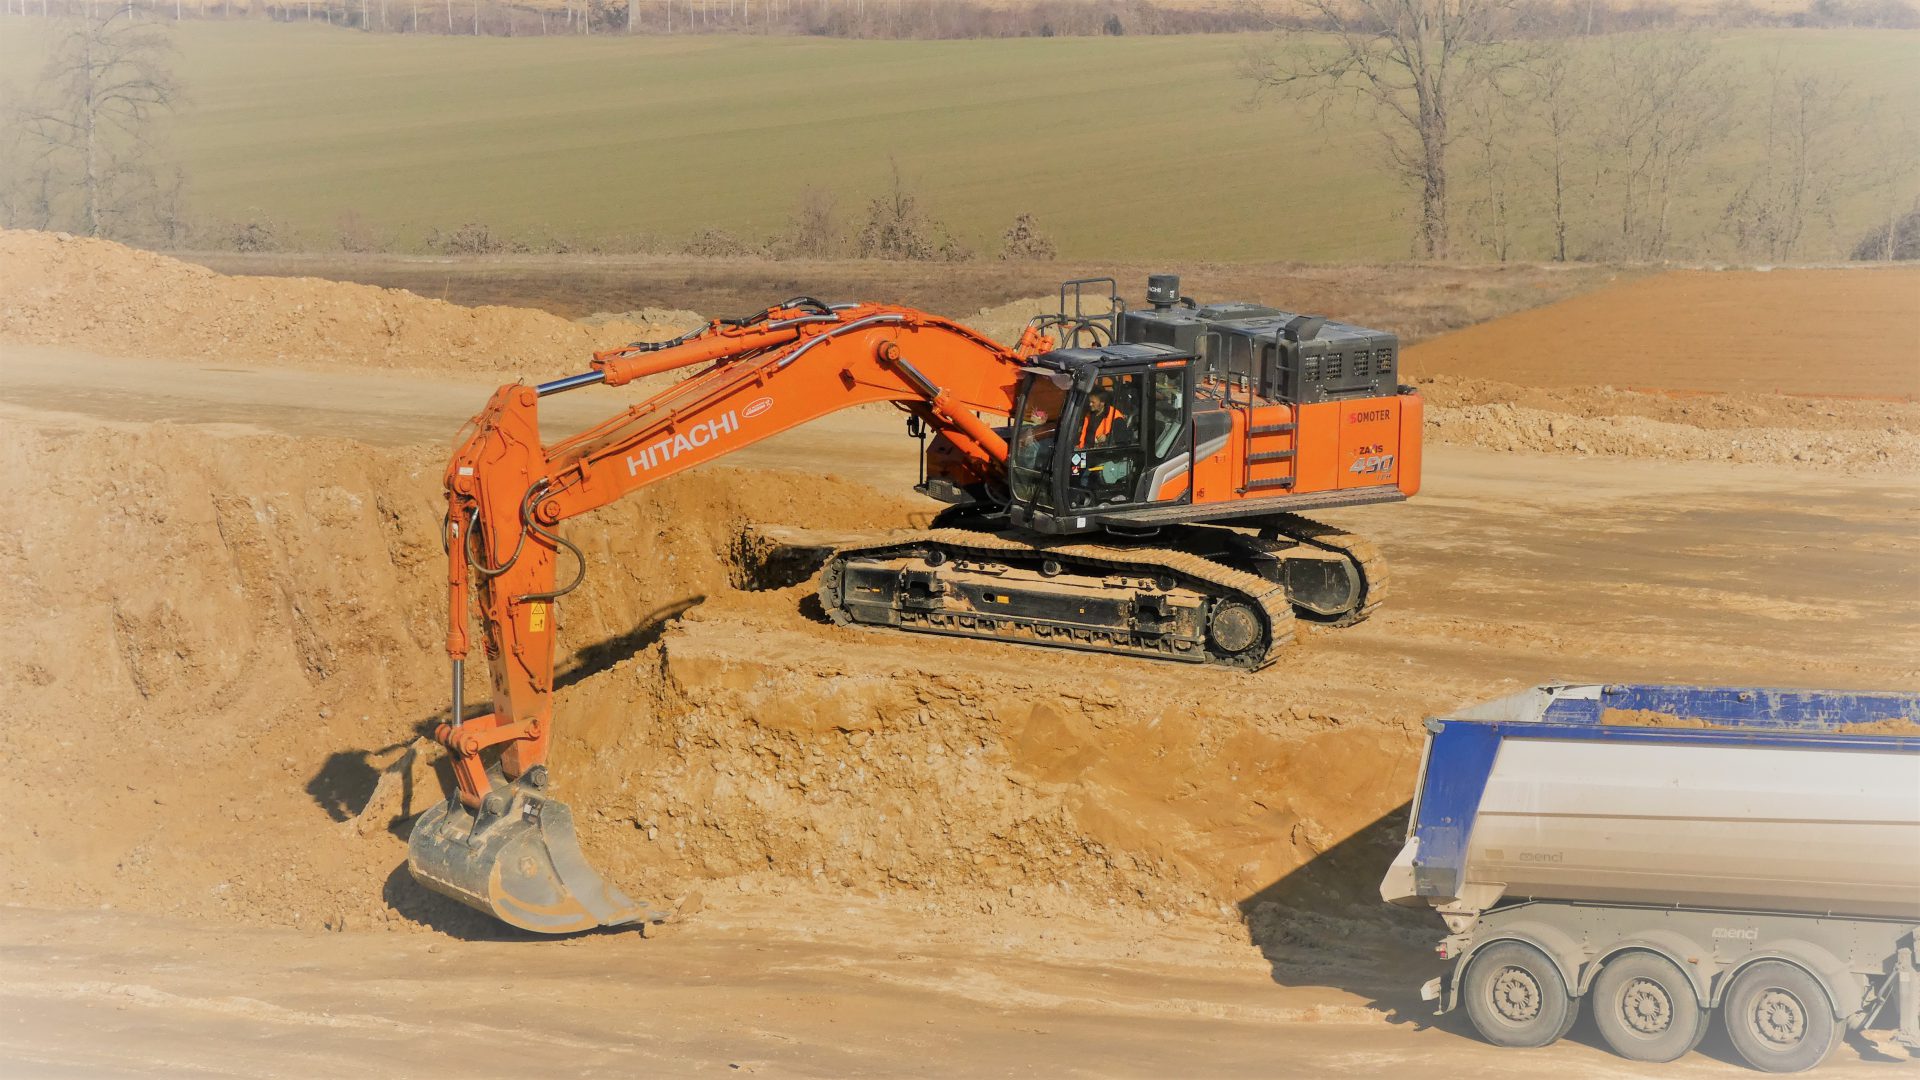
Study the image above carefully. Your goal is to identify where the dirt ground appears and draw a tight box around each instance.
[1,234,1916,1076]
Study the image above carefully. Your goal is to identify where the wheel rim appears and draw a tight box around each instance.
[1748,987,1808,1048]
[1490,965,1543,1024]
[1619,976,1674,1035]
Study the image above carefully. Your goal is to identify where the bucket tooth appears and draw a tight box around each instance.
[406,785,662,934]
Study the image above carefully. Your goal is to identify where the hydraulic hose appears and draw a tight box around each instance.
[718,296,835,327]
[462,479,550,580]
[515,519,586,603]
[464,506,524,578]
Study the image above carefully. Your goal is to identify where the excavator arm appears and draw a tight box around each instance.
[409,300,1042,932]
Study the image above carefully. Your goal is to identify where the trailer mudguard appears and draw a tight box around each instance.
[1716,940,1865,1021]
[1585,931,1719,1005]
[1447,917,1588,1014]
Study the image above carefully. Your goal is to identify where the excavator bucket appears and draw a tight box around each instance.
[407,785,662,934]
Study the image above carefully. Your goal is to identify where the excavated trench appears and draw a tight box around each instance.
[1,415,1424,938]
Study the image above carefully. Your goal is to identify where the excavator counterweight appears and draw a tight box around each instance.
[406,280,1421,932]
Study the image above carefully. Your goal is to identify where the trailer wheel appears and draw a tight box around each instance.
[1722,961,1844,1074]
[1462,941,1575,1048]
[1591,952,1708,1062]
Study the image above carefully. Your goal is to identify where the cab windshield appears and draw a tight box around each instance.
[1009,372,1069,508]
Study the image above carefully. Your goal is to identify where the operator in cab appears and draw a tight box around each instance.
[1078,385,1131,448]
[1073,381,1138,504]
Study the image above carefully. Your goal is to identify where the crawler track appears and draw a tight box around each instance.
[820,528,1297,670]
[1261,513,1389,627]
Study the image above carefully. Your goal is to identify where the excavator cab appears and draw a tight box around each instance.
[1006,345,1196,533]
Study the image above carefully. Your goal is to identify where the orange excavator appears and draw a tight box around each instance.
[408,276,1422,932]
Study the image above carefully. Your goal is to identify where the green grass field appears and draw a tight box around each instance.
[3,23,1916,260]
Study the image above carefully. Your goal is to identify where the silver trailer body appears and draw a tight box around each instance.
[1381,683,1920,1072]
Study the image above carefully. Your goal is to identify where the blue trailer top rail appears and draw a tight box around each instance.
[1542,684,1920,730]
[1446,682,1920,735]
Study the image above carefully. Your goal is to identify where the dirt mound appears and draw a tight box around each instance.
[557,617,1424,921]
[1402,267,1920,400]
[1419,375,1920,434]
[967,296,1053,346]
[2,411,1424,936]
[1422,378,1920,473]
[576,305,707,330]
[0,413,916,931]
[0,230,702,378]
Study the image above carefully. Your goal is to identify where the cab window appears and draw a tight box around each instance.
[1149,369,1185,461]
[1068,373,1143,508]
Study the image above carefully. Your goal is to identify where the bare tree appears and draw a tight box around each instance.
[859,166,936,259]
[1592,33,1732,259]
[1855,105,1920,261]
[1456,76,1524,261]
[1241,0,1525,259]
[770,186,843,258]
[13,9,181,239]
[997,211,1056,260]
[0,119,57,230]
[856,160,968,261]
[1721,55,1855,260]
[1527,44,1586,262]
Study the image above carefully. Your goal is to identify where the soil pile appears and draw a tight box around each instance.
[0,230,701,378]
[967,296,1053,346]
[1422,388,1920,473]
[1399,266,1920,471]
[0,413,916,931]
[1419,375,1920,433]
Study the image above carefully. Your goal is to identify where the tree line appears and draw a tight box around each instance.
[1242,0,1920,262]
[0,0,1912,38]
[331,170,1057,260]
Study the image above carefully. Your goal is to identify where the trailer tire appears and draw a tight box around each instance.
[1555,1001,1582,1042]
[1722,961,1844,1074]
[1462,941,1575,1048]
[1591,952,1708,1063]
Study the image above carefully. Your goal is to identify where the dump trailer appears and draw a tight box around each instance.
[1381,683,1920,1073]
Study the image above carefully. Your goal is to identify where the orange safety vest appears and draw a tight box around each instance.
[1080,406,1123,445]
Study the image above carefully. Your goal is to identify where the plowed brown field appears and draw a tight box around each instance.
[1404,267,1920,399]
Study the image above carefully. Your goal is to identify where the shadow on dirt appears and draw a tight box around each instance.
[308,596,711,939]
[1237,802,1452,1032]
[558,595,704,693]
[309,738,418,823]
[305,595,707,824]
[375,862,654,943]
